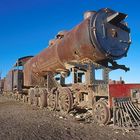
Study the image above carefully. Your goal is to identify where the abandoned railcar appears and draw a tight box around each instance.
[1,8,140,129]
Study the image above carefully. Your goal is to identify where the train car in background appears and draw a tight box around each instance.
[3,56,33,94]
[109,80,140,108]
[4,70,14,92]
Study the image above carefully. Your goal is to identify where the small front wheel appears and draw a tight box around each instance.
[93,100,110,125]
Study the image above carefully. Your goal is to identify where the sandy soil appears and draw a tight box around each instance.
[0,95,140,140]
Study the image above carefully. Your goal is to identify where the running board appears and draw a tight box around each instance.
[113,97,140,130]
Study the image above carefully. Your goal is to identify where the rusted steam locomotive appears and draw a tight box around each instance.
[1,8,140,129]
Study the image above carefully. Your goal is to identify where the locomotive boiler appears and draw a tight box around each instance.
[2,8,140,129]
[24,8,130,87]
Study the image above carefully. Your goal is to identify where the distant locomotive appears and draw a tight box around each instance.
[1,8,140,129]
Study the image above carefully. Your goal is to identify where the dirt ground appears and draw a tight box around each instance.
[0,95,140,140]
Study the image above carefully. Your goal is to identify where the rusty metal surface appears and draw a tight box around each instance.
[4,70,14,91]
[23,8,131,87]
[14,56,33,67]
[13,70,23,91]
[24,18,98,86]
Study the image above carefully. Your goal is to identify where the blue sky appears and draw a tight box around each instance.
[0,0,140,83]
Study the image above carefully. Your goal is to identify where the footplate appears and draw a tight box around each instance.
[113,97,140,129]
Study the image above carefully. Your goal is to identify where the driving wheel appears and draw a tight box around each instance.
[58,88,73,114]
